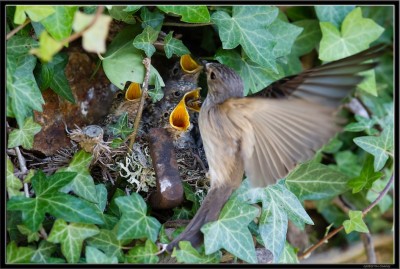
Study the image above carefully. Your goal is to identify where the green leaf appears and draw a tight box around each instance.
[41,6,78,41]
[269,18,303,58]
[17,224,40,242]
[102,25,165,90]
[344,115,378,135]
[141,7,164,31]
[331,150,363,177]
[86,228,129,262]
[30,31,63,62]
[353,125,393,171]
[8,117,41,149]
[158,6,210,23]
[133,26,159,57]
[6,157,23,198]
[164,31,190,59]
[59,150,98,203]
[171,207,192,220]
[348,155,384,193]
[172,241,222,264]
[148,86,164,102]
[319,7,384,62]
[115,193,161,242]
[125,239,159,263]
[47,53,75,103]
[7,36,44,127]
[108,112,133,139]
[343,210,369,234]
[31,240,58,264]
[85,246,118,264]
[123,6,142,12]
[107,188,125,217]
[14,6,55,24]
[201,198,259,264]
[95,184,108,212]
[315,5,355,28]
[285,162,351,200]
[48,219,99,263]
[366,174,393,213]
[7,171,104,231]
[211,6,279,71]
[291,20,322,56]
[108,6,136,24]
[278,242,299,264]
[6,241,35,263]
[215,49,285,95]
[322,136,343,154]
[72,11,112,53]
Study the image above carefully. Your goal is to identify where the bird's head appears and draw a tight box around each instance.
[204,62,244,104]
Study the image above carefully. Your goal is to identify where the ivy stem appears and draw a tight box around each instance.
[127,57,151,151]
[6,18,31,40]
[298,173,394,260]
[59,5,105,47]
[163,22,214,27]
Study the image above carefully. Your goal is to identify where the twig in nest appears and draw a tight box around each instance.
[298,174,394,260]
[127,57,152,150]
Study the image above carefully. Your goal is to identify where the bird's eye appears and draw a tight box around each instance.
[172,67,179,75]
[174,91,182,97]
[210,72,216,80]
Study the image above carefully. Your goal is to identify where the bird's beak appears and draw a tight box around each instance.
[125,82,142,100]
[180,55,203,74]
[169,88,202,131]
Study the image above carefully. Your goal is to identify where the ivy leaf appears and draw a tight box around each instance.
[344,115,379,135]
[86,228,129,262]
[72,11,112,53]
[14,6,55,24]
[319,7,384,62]
[366,175,393,213]
[17,225,40,243]
[348,155,384,193]
[31,240,58,264]
[125,239,159,263]
[331,150,363,177]
[322,136,344,154]
[291,19,322,56]
[211,6,279,71]
[164,31,190,59]
[6,241,35,263]
[353,125,393,171]
[285,162,351,200]
[258,181,313,262]
[183,182,200,214]
[6,157,23,198]
[315,5,355,28]
[41,6,78,41]
[123,6,142,12]
[102,25,165,90]
[268,18,303,58]
[107,188,125,217]
[7,171,104,231]
[133,26,159,57]
[7,117,41,150]
[140,7,164,31]
[47,53,75,103]
[148,86,164,102]
[278,242,299,264]
[343,210,369,234]
[47,219,99,263]
[108,112,133,139]
[85,246,118,264]
[158,6,210,23]
[95,184,108,212]
[7,36,44,127]
[115,193,161,242]
[201,198,259,264]
[215,49,285,95]
[108,6,136,24]
[172,241,222,264]
[171,207,192,220]
[30,31,63,62]
[59,150,98,203]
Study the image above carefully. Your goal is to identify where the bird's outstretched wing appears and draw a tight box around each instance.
[223,97,339,187]
[251,44,386,107]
